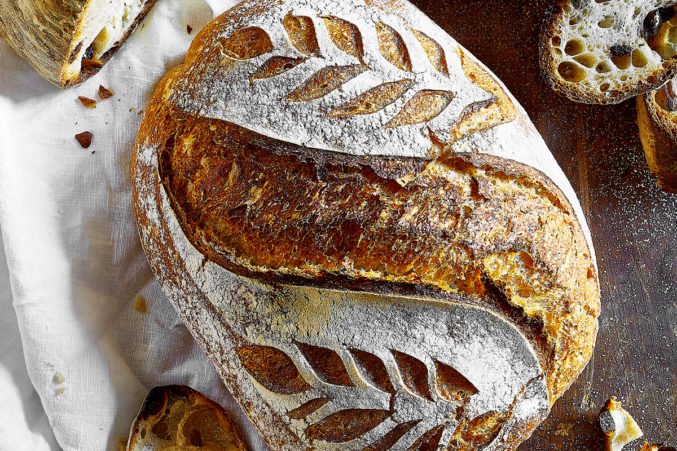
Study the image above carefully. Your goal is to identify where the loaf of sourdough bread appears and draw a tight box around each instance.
[133,0,601,448]
[0,0,157,87]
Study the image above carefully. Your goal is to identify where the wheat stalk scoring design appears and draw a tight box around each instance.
[200,8,495,158]
[237,341,508,449]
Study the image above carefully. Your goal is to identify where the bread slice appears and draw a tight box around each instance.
[541,1,677,104]
[637,79,677,192]
[133,0,600,448]
[126,385,248,451]
[0,0,157,87]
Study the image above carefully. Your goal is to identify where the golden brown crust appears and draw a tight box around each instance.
[0,0,156,87]
[138,85,599,402]
[637,86,677,193]
[126,385,248,450]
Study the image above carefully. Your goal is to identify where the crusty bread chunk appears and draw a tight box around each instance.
[0,0,157,87]
[637,79,677,192]
[126,385,248,451]
[599,397,644,451]
[541,1,677,104]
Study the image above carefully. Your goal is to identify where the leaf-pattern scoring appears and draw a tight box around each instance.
[250,56,307,82]
[237,345,311,394]
[232,13,497,137]
[220,27,273,60]
[322,16,365,61]
[305,409,391,443]
[364,420,420,450]
[296,342,353,387]
[238,343,503,448]
[376,22,413,72]
[327,79,415,118]
[385,90,454,128]
[283,13,320,56]
[287,398,330,420]
[286,65,367,102]
[412,29,449,76]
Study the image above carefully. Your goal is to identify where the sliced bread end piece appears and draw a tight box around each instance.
[541,1,677,104]
[637,79,677,192]
[126,385,248,451]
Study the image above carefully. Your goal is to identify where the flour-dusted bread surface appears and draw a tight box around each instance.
[133,0,600,449]
[541,1,677,104]
[0,0,157,87]
[126,385,248,451]
[638,80,677,192]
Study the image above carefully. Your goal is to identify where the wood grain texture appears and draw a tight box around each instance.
[410,0,677,448]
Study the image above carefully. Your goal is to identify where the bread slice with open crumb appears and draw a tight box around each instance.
[126,385,248,451]
[541,1,677,104]
[637,79,677,192]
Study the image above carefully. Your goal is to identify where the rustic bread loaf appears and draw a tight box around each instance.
[0,0,157,87]
[637,80,677,192]
[541,1,677,104]
[126,385,248,451]
[133,0,600,449]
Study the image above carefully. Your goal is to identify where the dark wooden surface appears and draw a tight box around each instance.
[410,0,677,449]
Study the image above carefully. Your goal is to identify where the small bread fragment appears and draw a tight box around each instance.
[0,0,158,87]
[599,397,644,451]
[641,443,677,451]
[126,385,248,451]
[637,79,677,192]
[541,1,677,104]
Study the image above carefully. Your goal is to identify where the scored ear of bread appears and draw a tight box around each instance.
[126,385,248,451]
[637,79,677,192]
[0,0,157,87]
[541,1,677,104]
[133,0,600,449]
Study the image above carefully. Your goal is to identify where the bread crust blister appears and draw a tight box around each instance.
[540,0,677,104]
[133,0,601,449]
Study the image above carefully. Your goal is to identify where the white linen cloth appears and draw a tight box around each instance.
[0,1,271,449]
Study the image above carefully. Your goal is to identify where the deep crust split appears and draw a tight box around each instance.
[0,0,157,87]
[540,1,677,104]
[133,0,601,448]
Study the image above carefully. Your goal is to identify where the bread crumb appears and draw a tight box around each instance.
[98,85,114,100]
[134,295,148,314]
[77,96,97,108]
[554,422,574,436]
[53,372,65,384]
[56,387,65,396]
[75,131,93,148]
[187,24,193,34]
